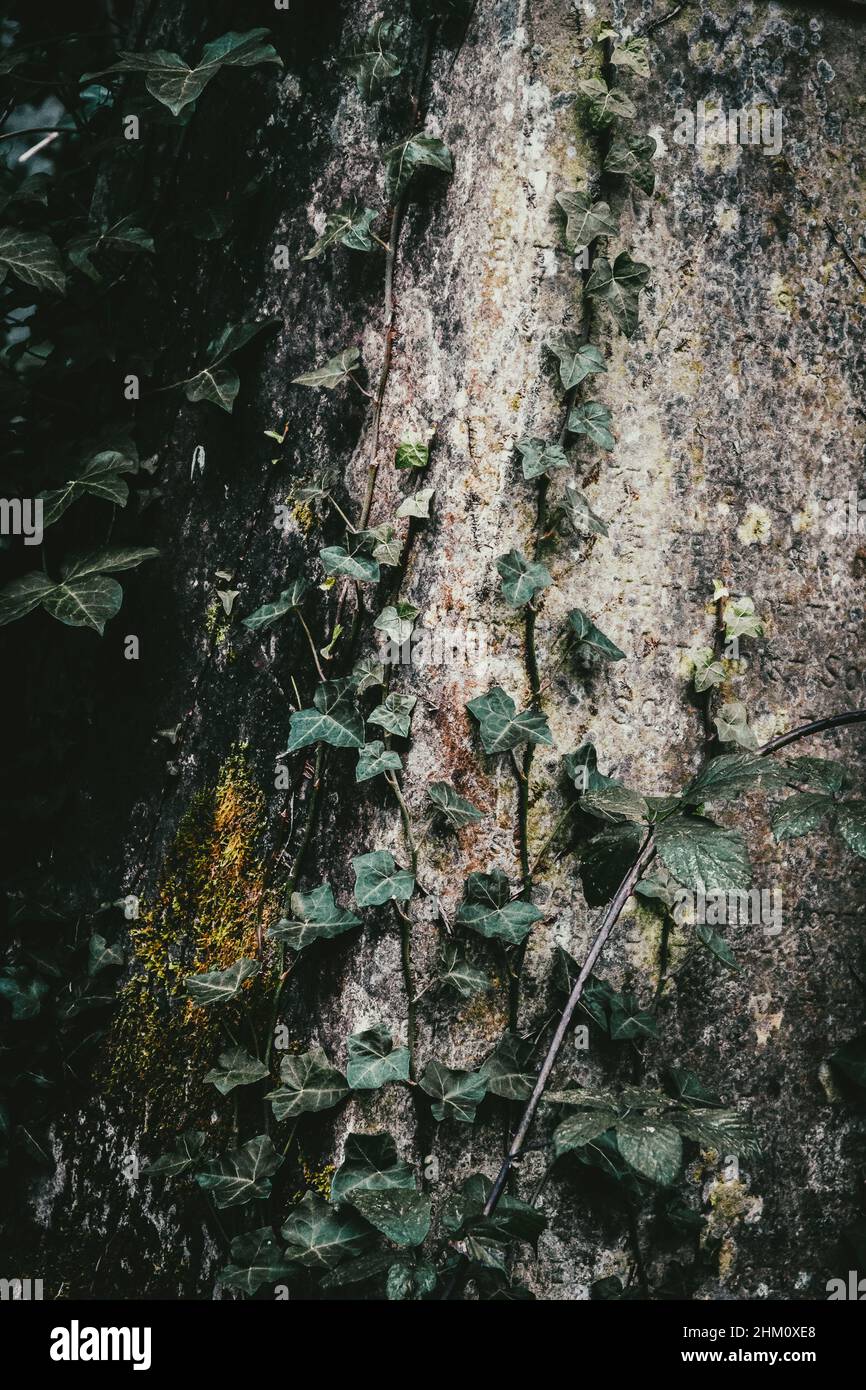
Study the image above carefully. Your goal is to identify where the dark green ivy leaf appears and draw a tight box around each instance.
[455,869,542,945]
[282,1191,369,1269]
[218,1227,295,1296]
[567,400,615,450]
[837,802,866,858]
[603,133,657,195]
[304,204,380,259]
[478,1031,534,1100]
[268,881,361,952]
[346,1024,411,1090]
[367,692,416,738]
[195,1134,283,1209]
[585,250,651,336]
[0,226,66,293]
[427,781,484,828]
[580,823,645,907]
[615,1117,682,1185]
[242,577,309,630]
[554,192,618,253]
[142,1130,209,1178]
[292,346,361,390]
[352,849,415,907]
[383,133,453,202]
[266,1048,349,1120]
[771,792,834,843]
[567,607,625,660]
[515,436,569,480]
[683,752,785,805]
[497,549,552,607]
[356,741,403,783]
[87,934,124,976]
[467,685,553,753]
[205,1047,270,1095]
[185,956,260,1007]
[85,28,282,117]
[561,480,608,537]
[351,1189,431,1247]
[420,1060,487,1123]
[655,816,751,894]
[609,991,658,1040]
[330,1133,416,1206]
[343,17,404,100]
[285,680,365,752]
[547,336,608,389]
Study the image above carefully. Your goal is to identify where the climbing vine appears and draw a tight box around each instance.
[1,5,865,1304]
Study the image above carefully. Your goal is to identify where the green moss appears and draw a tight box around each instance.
[104,751,278,1138]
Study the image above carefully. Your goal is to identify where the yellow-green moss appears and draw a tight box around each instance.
[104,751,278,1137]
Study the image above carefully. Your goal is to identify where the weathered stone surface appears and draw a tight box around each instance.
[21,1,866,1299]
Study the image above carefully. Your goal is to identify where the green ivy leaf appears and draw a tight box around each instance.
[351,655,386,694]
[41,575,124,634]
[683,752,785,805]
[427,781,484,828]
[497,549,552,608]
[567,608,625,660]
[87,934,124,976]
[330,1133,416,1206]
[343,17,404,100]
[615,1118,682,1185]
[419,1060,487,1123]
[292,346,361,390]
[713,701,757,750]
[696,922,739,971]
[195,1133,283,1209]
[304,203,379,259]
[547,336,608,390]
[609,992,658,1040]
[0,971,50,1020]
[352,849,415,907]
[770,792,833,842]
[515,437,569,481]
[692,647,725,693]
[386,1259,437,1299]
[184,317,279,412]
[438,946,490,998]
[185,956,261,1007]
[579,77,636,123]
[219,1227,295,1296]
[320,544,380,583]
[782,756,851,795]
[356,741,403,784]
[664,1068,723,1109]
[395,437,431,470]
[553,1108,618,1159]
[0,226,66,293]
[561,480,608,537]
[655,816,751,894]
[396,486,435,519]
[285,680,365,752]
[554,193,618,253]
[367,692,416,738]
[374,602,420,646]
[723,595,763,641]
[673,1107,760,1159]
[351,1189,431,1247]
[40,449,138,527]
[242,577,309,630]
[467,686,553,753]
[837,802,866,858]
[266,1048,349,1121]
[828,1035,866,1091]
[567,400,615,451]
[455,869,542,945]
[141,1130,208,1177]
[0,573,57,626]
[585,251,651,337]
[282,1191,368,1269]
[67,214,154,282]
[610,35,650,77]
[205,1046,270,1095]
[383,133,453,202]
[604,133,657,195]
[85,28,282,116]
[268,882,361,951]
[478,1031,533,1100]
[346,1024,410,1090]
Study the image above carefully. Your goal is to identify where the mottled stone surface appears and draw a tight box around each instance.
[22,0,866,1299]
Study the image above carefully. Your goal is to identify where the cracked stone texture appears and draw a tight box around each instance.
[18,0,866,1299]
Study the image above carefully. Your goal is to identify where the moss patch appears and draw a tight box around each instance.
[104,751,278,1138]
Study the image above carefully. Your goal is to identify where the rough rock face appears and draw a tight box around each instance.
[20,0,866,1299]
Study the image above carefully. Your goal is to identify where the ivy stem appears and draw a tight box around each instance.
[294,609,326,682]
[388,772,419,1080]
[758,709,866,755]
